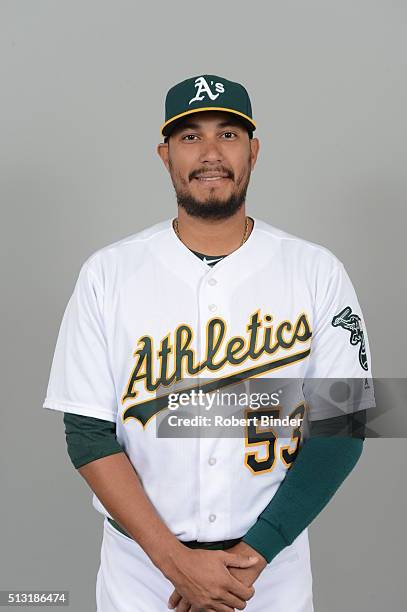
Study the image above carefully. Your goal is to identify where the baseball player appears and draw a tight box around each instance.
[43,74,376,612]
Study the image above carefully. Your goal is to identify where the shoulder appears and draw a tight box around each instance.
[253,217,344,277]
[77,218,173,285]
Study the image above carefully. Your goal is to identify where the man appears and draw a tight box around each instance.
[43,74,376,611]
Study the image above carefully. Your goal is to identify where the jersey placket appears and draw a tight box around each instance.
[195,265,233,542]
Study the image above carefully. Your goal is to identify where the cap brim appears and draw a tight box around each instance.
[161,107,256,137]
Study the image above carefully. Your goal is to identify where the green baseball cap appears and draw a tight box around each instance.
[161,74,256,138]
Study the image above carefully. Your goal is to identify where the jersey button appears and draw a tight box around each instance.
[208,304,217,312]
[209,514,217,523]
[208,457,217,466]
[208,278,217,286]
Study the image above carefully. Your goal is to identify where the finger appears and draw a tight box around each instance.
[226,575,256,602]
[194,604,233,612]
[168,589,183,609]
[217,590,246,610]
[176,598,193,612]
[222,552,259,569]
[224,591,248,610]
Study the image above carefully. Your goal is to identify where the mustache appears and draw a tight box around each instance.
[189,168,234,180]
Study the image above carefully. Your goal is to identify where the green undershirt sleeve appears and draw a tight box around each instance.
[63,412,124,469]
[64,410,367,558]
[242,410,366,563]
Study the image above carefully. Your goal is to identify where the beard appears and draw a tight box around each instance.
[176,188,247,220]
[170,162,251,220]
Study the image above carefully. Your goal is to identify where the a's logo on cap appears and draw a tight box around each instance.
[189,76,225,105]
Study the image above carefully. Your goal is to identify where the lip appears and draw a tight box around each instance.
[193,176,230,183]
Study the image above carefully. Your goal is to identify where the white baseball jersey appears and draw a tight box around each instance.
[43,216,375,611]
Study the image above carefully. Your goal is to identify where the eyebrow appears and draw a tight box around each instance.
[177,119,244,131]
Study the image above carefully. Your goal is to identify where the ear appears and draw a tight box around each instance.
[157,142,170,172]
[249,137,260,170]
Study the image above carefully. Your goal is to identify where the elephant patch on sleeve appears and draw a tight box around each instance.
[331,306,368,371]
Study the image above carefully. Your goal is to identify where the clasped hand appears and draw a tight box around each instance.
[165,542,267,611]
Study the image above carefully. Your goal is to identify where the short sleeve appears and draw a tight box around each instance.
[43,259,117,422]
[303,260,376,420]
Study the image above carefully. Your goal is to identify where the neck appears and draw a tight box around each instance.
[175,208,253,256]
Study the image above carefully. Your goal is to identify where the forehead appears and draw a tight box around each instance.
[172,111,246,132]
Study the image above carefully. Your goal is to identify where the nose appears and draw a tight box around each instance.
[199,138,223,164]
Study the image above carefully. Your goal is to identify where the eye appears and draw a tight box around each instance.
[221,131,237,139]
[182,134,199,141]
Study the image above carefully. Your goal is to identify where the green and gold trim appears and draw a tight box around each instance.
[161,107,257,137]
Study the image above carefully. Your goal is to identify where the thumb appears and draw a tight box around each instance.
[222,552,259,568]
[167,589,182,609]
